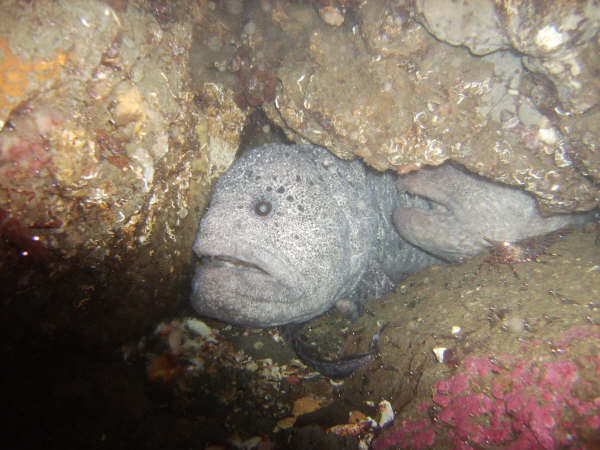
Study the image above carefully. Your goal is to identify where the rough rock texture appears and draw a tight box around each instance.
[2,3,599,449]
[342,228,600,449]
[373,347,600,449]
[206,0,600,214]
[0,0,246,336]
[414,0,600,114]
[1,0,596,330]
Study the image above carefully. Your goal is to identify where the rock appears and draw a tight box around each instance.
[243,0,600,213]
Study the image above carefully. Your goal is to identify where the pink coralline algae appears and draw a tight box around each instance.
[0,102,61,179]
[373,326,600,449]
[372,417,436,450]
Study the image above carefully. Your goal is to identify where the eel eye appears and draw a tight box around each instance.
[254,200,272,216]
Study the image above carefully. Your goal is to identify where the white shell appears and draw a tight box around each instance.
[433,347,447,363]
[184,317,211,337]
[378,400,394,428]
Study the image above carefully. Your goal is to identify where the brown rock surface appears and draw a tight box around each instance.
[243,0,600,213]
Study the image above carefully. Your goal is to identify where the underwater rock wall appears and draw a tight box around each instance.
[1,2,599,448]
[235,0,600,213]
[2,0,598,312]
[0,0,246,334]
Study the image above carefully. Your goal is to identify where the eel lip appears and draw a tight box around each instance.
[193,238,301,288]
[200,254,270,276]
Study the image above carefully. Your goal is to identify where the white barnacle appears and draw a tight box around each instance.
[414,111,427,129]
[554,105,571,117]
[424,138,445,163]
[544,170,560,184]
[554,143,573,168]
[296,73,305,93]
[512,173,524,185]
[165,222,176,242]
[527,169,543,180]
[432,347,447,363]
[535,25,566,52]
[378,400,394,428]
[107,8,121,26]
[500,110,519,130]
[538,127,558,145]
[493,143,512,164]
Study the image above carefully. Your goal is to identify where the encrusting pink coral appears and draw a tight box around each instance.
[373,326,600,449]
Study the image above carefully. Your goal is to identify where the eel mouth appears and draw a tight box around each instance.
[200,255,270,276]
[192,237,303,290]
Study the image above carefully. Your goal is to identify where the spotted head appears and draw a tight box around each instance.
[191,143,376,327]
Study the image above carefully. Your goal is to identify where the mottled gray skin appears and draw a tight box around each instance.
[191,143,589,327]
[191,143,438,327]
[393,164,591,261]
